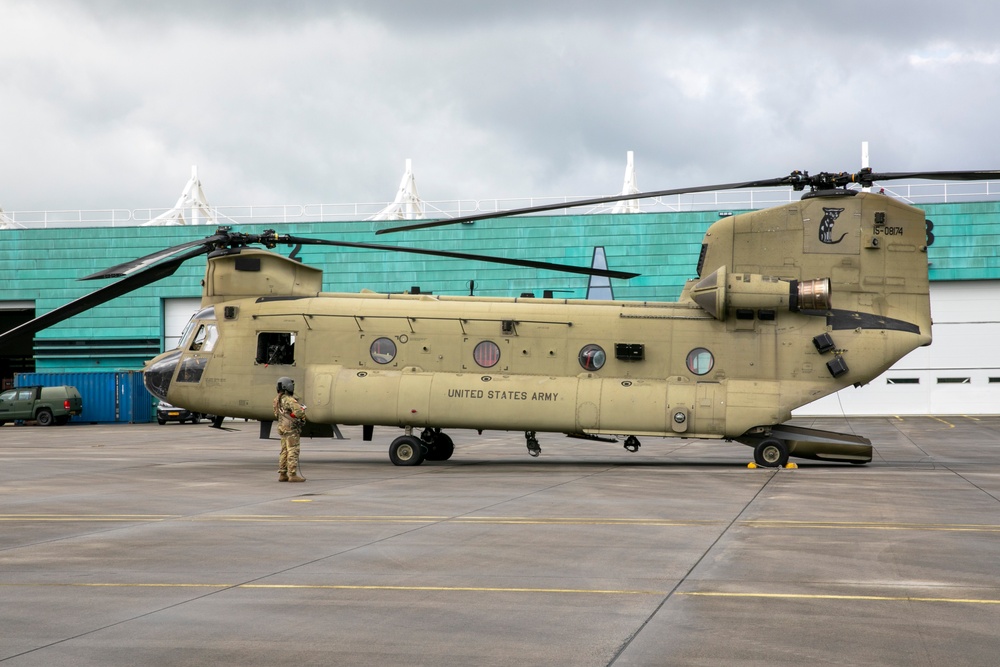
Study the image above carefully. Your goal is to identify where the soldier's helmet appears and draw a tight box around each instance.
[276,377,295,394]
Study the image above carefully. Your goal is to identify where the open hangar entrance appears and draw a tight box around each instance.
[0,301,35,389]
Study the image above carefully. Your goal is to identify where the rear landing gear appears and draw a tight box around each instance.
[754,438,789,468]
[525,431,541,457]
[623,435,641,453]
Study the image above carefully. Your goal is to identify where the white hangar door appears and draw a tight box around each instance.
[795,281,1000,416]
[163,298,203,351]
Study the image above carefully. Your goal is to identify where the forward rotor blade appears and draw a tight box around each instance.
[82,233,229,279]
[0,246,210,346]
[279,235,639,279]
[375,176,792,235]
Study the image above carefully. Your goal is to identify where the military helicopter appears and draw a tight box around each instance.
[4,168,998,467]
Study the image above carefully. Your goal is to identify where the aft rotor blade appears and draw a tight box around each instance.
[866,170,1000,183]
[82,233,229,279]
[376,168,1000,235]
[375,176,792,235]
[0,246,210,346]
[279,235,639,279]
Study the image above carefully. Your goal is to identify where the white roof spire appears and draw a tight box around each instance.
[370,159,425,221]
[611,151,641,214]
[143,165,216,226]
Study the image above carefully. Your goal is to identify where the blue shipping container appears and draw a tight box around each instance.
[14,371,155,424]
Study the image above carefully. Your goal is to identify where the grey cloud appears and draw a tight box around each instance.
[2,0,999,213]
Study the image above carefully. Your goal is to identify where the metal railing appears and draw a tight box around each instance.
[3,180,999,230]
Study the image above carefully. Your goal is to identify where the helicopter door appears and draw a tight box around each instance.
[694,382,724,435]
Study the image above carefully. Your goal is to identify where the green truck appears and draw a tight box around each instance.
[0,385,83,426]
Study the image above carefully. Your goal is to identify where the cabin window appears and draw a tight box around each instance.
[686,348,714,376]
[256,332,296,365]
[473,341,501,368]
[370,337,397,364]
[578,344,606,371]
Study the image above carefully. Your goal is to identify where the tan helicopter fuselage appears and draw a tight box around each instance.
[146,190,932,453]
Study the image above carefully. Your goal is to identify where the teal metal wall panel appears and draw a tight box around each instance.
[15,371,154,423]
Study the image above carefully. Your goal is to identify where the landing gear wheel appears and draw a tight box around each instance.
[623,435,641,453]
[421,429,455,461]
[754,438,789,468]
[525,431,541,457]
[389,435,426,466]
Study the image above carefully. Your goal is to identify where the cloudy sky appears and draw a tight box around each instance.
[2,0,998,215]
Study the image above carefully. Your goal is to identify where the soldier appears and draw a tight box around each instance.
[273,376,306,482]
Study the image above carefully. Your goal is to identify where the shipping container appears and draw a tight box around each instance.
[14,371,155,424]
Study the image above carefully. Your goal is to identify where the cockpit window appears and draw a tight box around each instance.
[190,324,219,352]
[176,307,216,351]
[176,356,208,383]
[256,332,296,365]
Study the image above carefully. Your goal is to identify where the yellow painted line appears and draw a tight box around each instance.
[0,514,718,527]
[2,514,996,533]
[182,516,720,527]
[0,515,176,522]
[742,520,1000,533]
[680,591,1000,606]
[6,513,999,532]
[451,517,718,526]
[0,582,661,595]
[930,416,955,428]
[241,584,660,595]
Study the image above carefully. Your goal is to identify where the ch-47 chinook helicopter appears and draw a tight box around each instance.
[4,167,999,467]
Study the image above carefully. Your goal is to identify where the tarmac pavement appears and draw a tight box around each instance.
[1,416,999,666]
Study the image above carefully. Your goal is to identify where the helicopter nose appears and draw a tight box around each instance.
[143,350,182,401]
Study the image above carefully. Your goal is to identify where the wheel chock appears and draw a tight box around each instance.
[747,462,758,469]
[784,462,798,469]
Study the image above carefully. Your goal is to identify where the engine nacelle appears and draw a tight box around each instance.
[690,266,831,320]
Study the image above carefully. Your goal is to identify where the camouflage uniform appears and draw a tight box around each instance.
[273,392,306,478]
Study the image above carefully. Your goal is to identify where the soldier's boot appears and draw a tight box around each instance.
[288,472,306,482]
[278,472,289,482]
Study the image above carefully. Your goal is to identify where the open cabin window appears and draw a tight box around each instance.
[256,332,296,365]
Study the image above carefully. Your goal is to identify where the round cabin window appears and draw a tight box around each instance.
[578,344,606,371]
[686,348,714,375]
[473,341,501,368]
[370,337,397,364]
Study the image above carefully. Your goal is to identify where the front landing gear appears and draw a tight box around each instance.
[389,435,425,466]
[623,435,641,453]
[420,428,455,461]
[525,431,541,457]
